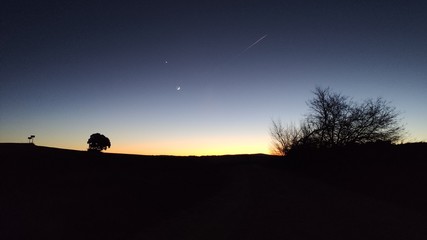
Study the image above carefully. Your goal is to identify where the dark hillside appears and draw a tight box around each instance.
[1,143,427,239]
[0,144,239,239]
[284,142,427,213]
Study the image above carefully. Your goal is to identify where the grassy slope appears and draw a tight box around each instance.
[1,143,426,240]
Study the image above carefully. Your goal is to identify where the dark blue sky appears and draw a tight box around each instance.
[1,0,426,154]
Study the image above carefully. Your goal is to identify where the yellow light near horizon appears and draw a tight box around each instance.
[109,144,269,156]
[20,130,271,156]
[107,135,270,156]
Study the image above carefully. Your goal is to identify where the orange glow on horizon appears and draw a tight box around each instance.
[104,135,270,156]
[10,131,272,156]
[108,143,269,156]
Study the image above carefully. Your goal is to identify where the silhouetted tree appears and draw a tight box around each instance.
[271,87,404,155]
[270,121,301,156]
[302,87,403,147]
[87,133,111,152]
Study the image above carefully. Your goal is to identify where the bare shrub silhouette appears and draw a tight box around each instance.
[271,87,404,155]
[270,121,301,156]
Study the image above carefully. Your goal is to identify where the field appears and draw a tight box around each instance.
[1,143,427,239]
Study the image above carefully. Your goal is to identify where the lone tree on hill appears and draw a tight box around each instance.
[87,133,111,152]
[271,87,404,155]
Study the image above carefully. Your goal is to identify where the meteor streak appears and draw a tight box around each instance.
[240,34,268,54]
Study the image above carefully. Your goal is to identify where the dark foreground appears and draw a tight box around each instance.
[1,143,427,239]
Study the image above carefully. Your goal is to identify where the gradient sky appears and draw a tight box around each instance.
[1,0,427,155]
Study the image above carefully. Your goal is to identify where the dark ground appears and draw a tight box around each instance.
[1,143,426,239]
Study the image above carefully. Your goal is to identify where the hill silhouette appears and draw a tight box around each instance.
[1,143,427,239]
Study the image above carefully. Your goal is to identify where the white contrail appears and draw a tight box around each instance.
[240,34,268,54]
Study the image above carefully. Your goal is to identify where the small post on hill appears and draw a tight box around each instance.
[28,135,35,144]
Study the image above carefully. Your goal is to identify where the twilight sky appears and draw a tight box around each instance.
[1,0,426,155]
